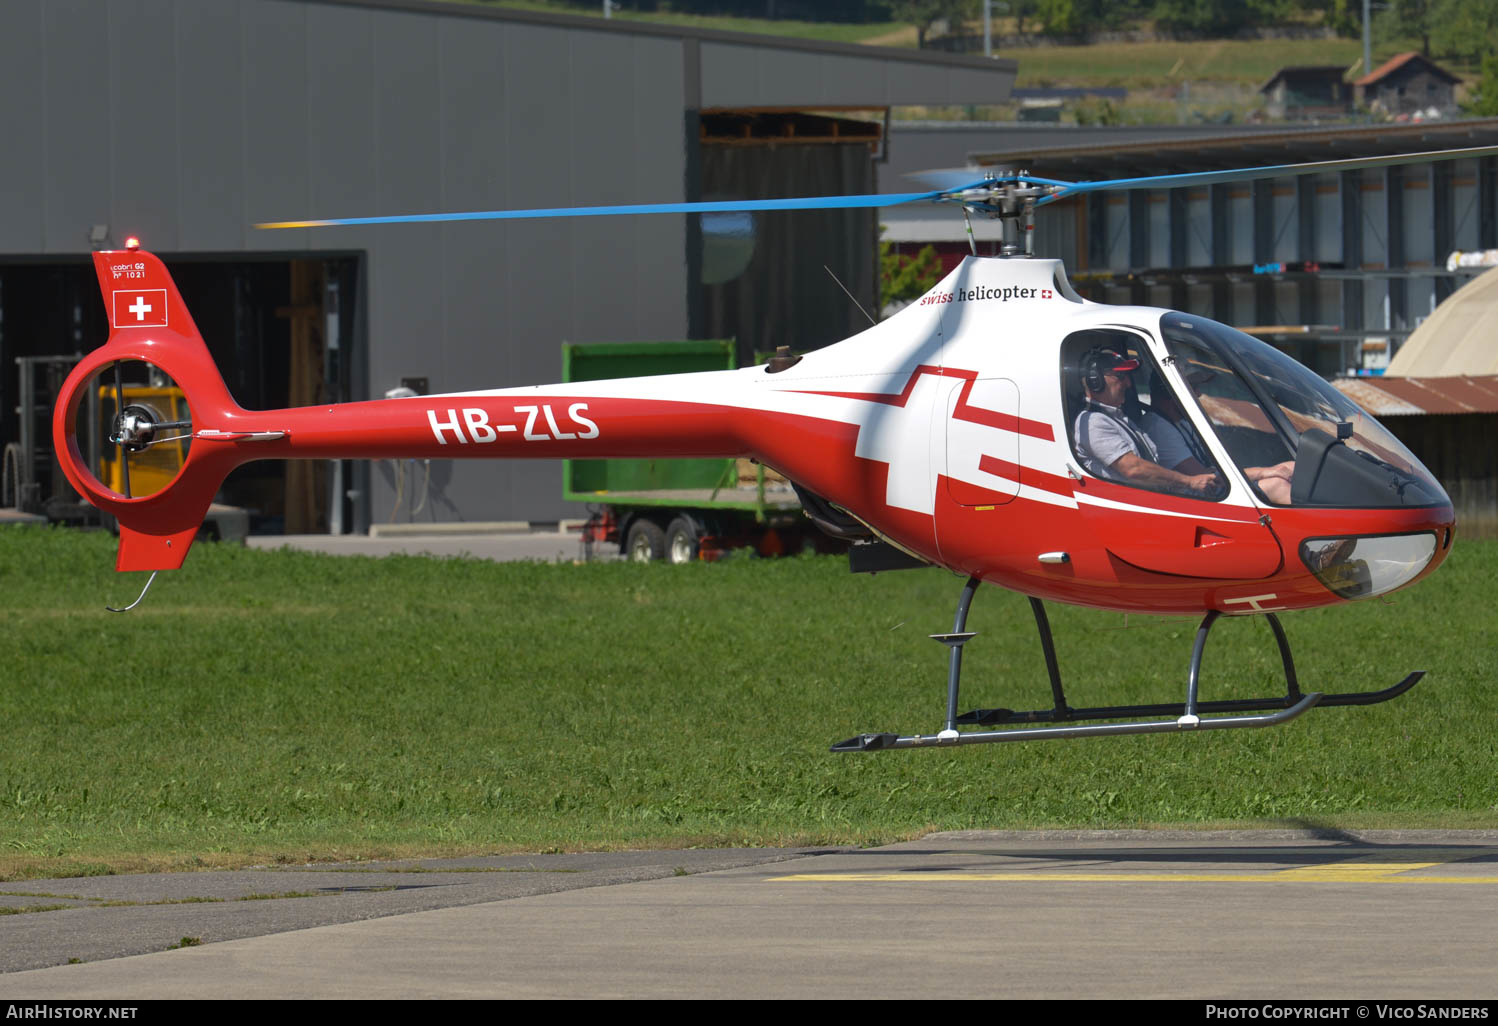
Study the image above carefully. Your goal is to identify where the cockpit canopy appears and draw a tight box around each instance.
[1059,315,1450,599]
[1158,315,1446,510]
[1060,315,1447,512]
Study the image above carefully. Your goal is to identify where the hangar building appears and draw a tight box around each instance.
[882,118,1498,378]
[0,0,1015,534]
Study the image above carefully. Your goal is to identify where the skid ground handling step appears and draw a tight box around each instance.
[832,576,1424,751]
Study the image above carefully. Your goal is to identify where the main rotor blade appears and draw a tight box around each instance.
[1034,143,1498,206]
[256,187,985,230]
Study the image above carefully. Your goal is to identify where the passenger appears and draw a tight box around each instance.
[1139,372,1213,470]
[1145,371,1295,505]
[1073,348,1221,497]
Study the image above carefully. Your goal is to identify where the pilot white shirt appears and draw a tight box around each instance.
[1074,400,1159,479]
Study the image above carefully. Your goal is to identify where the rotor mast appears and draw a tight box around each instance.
[944,171,1053,258]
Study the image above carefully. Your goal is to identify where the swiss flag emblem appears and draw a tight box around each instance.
[112,289,168,328]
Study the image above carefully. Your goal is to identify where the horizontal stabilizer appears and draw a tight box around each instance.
[116,523,202,573]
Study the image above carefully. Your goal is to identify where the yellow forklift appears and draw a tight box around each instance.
[96,381,191,497]
[90,373,247,542]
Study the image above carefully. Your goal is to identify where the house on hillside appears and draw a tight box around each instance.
[1260,66,1352,120]
[1356,52,1461,118]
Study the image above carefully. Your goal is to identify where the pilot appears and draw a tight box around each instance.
[1074,348,1221,496]
[1144,370,1295,505]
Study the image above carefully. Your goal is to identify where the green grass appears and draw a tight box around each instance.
[1000,37,1368,89]
[1,524,1493,876]
[983,35,1477,125]
[403,5,1485,126]
[445,1,911,45]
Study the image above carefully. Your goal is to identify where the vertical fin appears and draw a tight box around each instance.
[53,246,244,572]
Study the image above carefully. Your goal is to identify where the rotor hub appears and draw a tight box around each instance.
[940,178,1053,257]
[112,404,162,452]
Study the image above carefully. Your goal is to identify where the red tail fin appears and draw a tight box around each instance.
[53,247,244,571]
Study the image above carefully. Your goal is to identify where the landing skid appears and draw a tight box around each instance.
[832,577,1423,752]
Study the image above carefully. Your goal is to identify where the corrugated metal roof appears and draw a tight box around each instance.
[964,117,1498,177]
[1333,376,1498,415]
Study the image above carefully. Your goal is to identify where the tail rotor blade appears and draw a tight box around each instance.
[113,361,131,499]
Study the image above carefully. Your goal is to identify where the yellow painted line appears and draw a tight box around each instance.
[769,853,1498,885]
[770,872,1498,884]
[773,872,1498,883]
[1275,861,1440,880]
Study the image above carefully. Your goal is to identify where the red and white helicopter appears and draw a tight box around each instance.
[54,146,1493,750]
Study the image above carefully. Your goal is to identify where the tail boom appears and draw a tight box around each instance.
[55,248,781,572]
[254,392,753,463]
[57,246,913,574]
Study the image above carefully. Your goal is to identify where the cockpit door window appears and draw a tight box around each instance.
[1061,328,1226,502]
[1060,327,1281,580]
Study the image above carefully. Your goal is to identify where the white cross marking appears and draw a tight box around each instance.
[128,296,152,321]
[851,373,944,515]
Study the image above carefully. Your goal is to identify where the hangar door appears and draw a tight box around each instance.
[0,255,360,535]
[696,111,882,366]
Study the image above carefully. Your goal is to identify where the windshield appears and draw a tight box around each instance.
[1159,315,1447,509]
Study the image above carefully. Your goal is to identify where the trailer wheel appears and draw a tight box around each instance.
[666,516,701,565]
[624,518,666,562]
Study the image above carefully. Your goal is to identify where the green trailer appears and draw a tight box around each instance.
[562,339,808,563]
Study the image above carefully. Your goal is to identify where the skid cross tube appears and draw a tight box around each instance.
[831,580,1422,752]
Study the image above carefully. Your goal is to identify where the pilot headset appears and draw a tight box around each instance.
[1082,347,1137,395]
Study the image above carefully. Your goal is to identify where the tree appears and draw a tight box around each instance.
[889,0,976,46]
[1375,0,1439,56]
[1463,56,1498,115]
[880,237,943,308]
[1428,0,1498,63]
[1006,0,1040,36]
[1034,0,1088,35]
[1073,96,1124,125]
[1151,0,1293,36]
[1306,0,1363,38]
[1034,0,1145,37]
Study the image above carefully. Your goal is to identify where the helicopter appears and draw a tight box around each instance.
[52,145,1496,751]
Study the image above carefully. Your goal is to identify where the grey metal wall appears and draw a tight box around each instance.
[3,0,1015,527]
[2,0,689,524]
